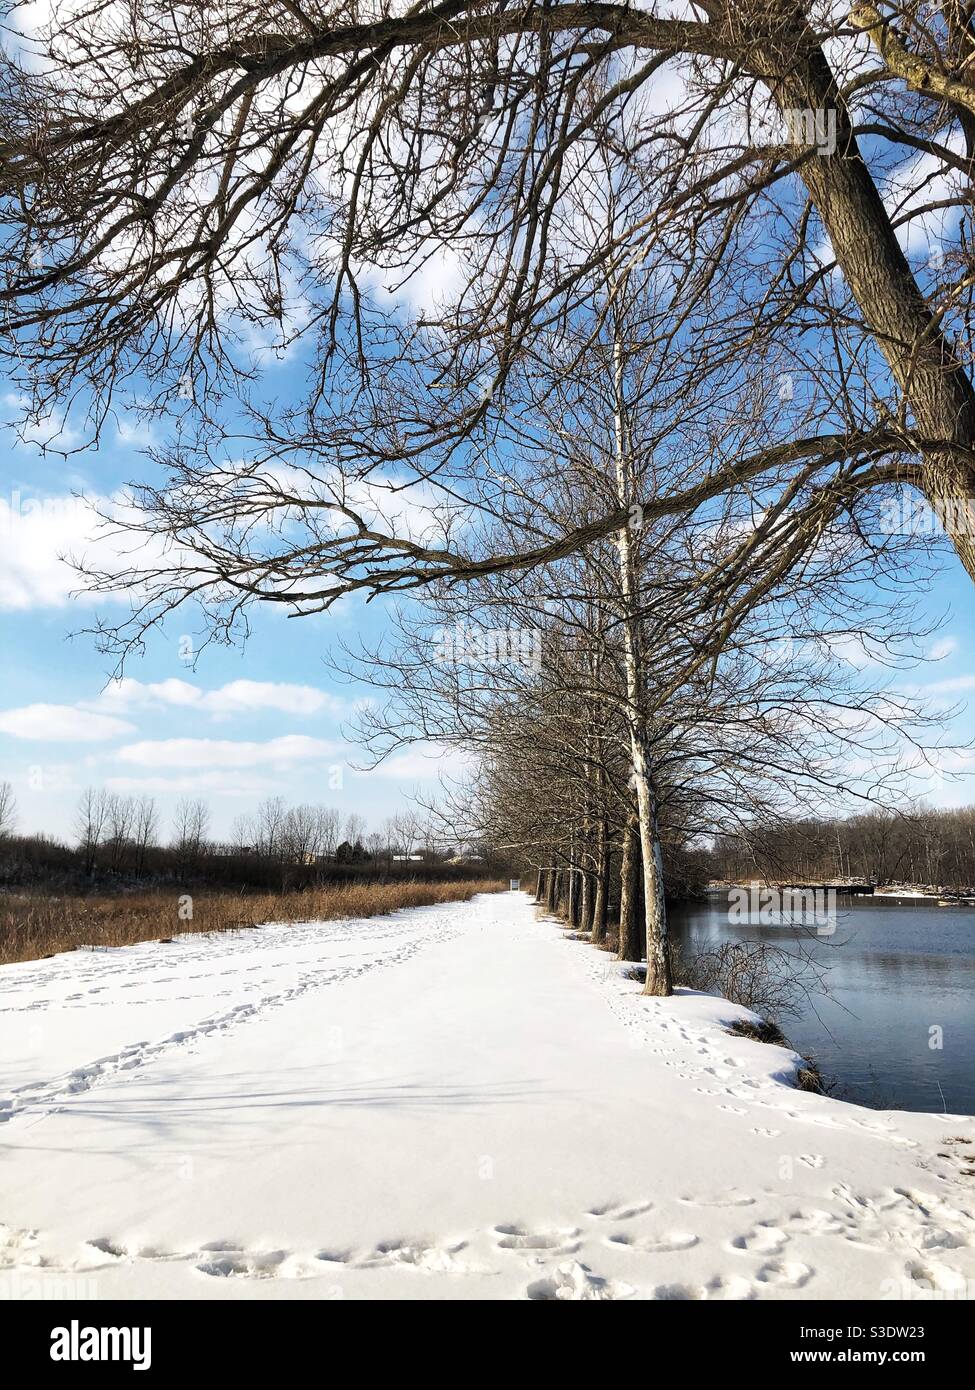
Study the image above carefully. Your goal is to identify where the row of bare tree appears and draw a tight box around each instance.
[333,287,948,987]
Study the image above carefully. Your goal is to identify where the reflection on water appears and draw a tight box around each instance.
[668,895,975,1115]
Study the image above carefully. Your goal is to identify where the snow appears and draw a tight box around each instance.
[873,889,939,900]
[2,891,974,1300]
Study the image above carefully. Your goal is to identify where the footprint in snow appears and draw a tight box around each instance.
[652,1274,756,1301]
[728,1224,788,1255]
[756,1260,812,1289]
[494,1223,581,1254]
[606,1231,699,1253]
[0,1223,45,1269]
[586,1200,654,1220]
[679,1192,755,1209]
[195,1248,291,1279]
[526,1261,634,1301]
[85,1237,128,1260]
[358,1238,474,1272]
[904,1259,970,1296]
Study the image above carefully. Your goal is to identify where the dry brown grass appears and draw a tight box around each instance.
[0,879,506,966]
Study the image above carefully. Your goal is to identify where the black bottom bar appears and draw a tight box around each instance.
[3,1297,966,1378]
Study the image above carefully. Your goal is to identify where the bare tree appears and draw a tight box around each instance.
[343,813,366,848]
[104,793,136,874]
[253,796,287,863]
[75,787,110,876]
[315,806,341,861]
[0,780,16,840]
[5,1,975,654]
[171,797,211,879]
[132,795,159,878]
[282,803,321,863]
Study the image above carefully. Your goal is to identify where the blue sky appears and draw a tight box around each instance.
[0,402,470,842]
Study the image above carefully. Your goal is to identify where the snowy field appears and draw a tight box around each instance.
[1,891,974,1301]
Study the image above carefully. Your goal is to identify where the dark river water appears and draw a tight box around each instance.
[668,894,975,1115]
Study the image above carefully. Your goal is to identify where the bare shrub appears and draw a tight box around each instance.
[671,939,827,1023]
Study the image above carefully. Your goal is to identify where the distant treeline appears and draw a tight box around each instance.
[0,785,508,892]
[709,806,975,890]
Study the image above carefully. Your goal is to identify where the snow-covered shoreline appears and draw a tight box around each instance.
[709,881,975,904]
[1,892,974,1300]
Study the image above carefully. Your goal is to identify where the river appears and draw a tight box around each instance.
[668,893,975,1115]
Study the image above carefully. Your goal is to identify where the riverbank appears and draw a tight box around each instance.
[1,891,973,1299]
[708,879,975,905]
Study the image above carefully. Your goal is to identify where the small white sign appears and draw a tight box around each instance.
[509,878,521,891]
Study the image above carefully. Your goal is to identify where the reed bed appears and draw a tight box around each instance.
[0,879,506,965]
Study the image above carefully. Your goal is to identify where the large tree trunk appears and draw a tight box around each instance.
[612,338,673,995]
[579,860,593,935]
[630,726,672,995]
[764,18,975,581]
[546,866,559,913]
[618,807,644,962]
[567,858,580,928]
[535,867,544,902]
[591,815,609,944]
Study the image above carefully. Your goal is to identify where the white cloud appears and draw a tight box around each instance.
[0,704,135,742]
[96,677,343,718]
[922,674,975,695]
[0,492,100,609]
[0,487,159,611]
[373,745,475,779]
[927,637,958,662]
[105,771,280,797]
[117,735,342,769]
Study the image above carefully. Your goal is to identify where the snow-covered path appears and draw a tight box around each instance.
[2,891,974,1300]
